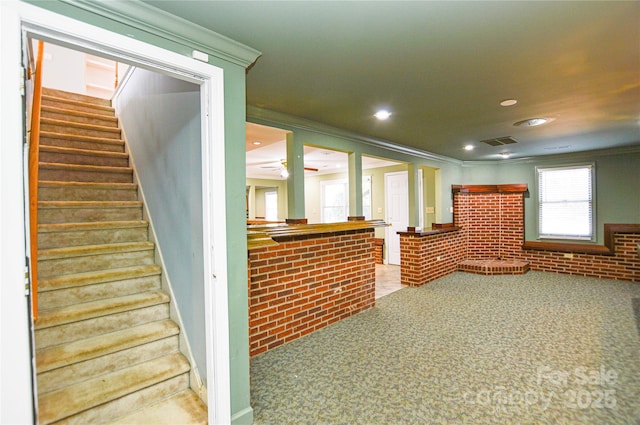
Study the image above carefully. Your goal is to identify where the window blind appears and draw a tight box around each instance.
[537,165,594,239]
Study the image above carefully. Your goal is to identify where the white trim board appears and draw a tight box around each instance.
[0,3,35,423]
[1,2,231,423]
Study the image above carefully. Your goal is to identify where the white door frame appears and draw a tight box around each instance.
[384,171,409,265]
[0,3,231,423]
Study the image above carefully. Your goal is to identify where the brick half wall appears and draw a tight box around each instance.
[399,186,639,286]
[248,229,376,357]
[400,230,466,286]
[454,189,640,282]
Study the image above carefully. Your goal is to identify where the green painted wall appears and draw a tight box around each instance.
[461,151,640,243]
[422,166,437,228]
[223,67,253,425]
[25,1,256,423]
[114,68,207,381]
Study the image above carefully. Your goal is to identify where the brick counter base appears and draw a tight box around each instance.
[248,228,376,357]
[458,259,530,275]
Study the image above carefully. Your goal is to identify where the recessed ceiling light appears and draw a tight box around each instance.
[252,141,261,145]
[501,152,511,159]
[500,99,518,107]
[374,109,392,120]
[464,144,474,151]
[513,117,549,127]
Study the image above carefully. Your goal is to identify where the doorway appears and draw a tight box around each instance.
[385,171,409,265]
[2,3,230,422]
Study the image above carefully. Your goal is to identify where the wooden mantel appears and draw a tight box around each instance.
[452,184,528,194]
[247,219,388,250]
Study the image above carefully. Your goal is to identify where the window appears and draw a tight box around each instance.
[321,179,348,223]
[537,164,595,240]
[320,176,374,222]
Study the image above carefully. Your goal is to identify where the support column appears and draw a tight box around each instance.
[286,132,306,221]
[407,163,421,228]
[348,151,363,218]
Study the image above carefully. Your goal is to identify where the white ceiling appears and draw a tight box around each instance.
[146,1,640,161]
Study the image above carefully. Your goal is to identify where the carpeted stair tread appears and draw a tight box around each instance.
[39,161,132,174]
[108,390,207,425]
[41,105,118,126]
[35,290,170,330]
[39,200,142,210]
[38,180,138,202]
[40,145,128,160]
[36,319,179,373]
[39,220,147,233]
[40,131,125,152]
[39,162,134,184]
[42,87,112,107]
[41,117,121,134]
[42,93,114,110]
[39,240,153,261]
[38,220,149,249]
[39,180,137,190]
[37,352,190,424]
[39,265,161,292]
[38,201,143,224]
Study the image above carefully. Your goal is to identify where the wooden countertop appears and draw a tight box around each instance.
[247,219,388,250]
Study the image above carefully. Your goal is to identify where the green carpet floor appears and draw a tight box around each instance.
[250,271,640,424]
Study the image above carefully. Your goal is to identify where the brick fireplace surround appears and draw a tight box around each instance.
[400,184,640,286]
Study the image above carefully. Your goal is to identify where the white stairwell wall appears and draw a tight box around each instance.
[113,68,209,392]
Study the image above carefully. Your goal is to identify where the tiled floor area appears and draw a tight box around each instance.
[375,264,405,299]
[251,272,640,424]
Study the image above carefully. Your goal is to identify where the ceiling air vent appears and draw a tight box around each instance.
[480,136,518,147]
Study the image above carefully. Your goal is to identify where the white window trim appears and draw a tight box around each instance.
[536,163,596,242]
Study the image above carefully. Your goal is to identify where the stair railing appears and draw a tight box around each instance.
[114,62,119,88]
[28,40,44,321]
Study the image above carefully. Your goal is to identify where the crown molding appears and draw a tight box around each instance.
[247,105,462,166]
[461,144,640,167]
[56,0,261,68]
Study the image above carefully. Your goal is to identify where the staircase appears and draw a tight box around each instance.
[34,88,208,424]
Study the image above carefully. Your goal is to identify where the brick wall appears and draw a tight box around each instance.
[511,235,640,281]
[400,230,466,286]
[454,192,525,259]
[400,188,638,285]
[373,238,384,264]
[454,191,640,282]
[248,229,376,357]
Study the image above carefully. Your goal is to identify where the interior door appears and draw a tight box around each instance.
[385,171,408,265]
